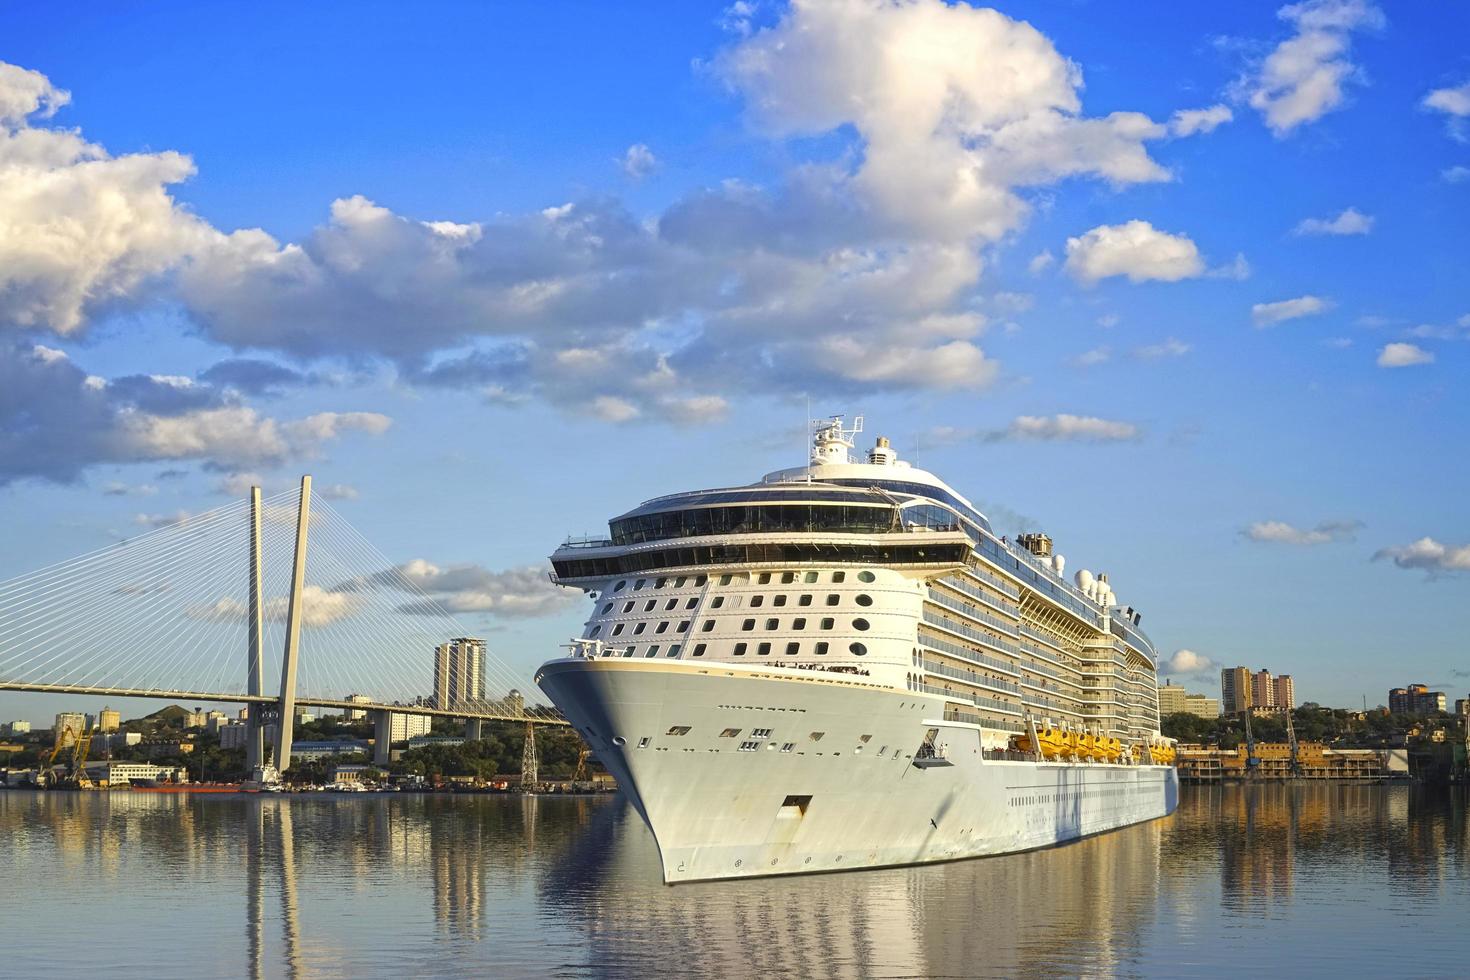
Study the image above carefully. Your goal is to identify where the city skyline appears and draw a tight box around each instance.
[1,1,1469,718]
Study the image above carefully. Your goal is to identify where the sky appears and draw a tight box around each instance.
[1,0,1467,725]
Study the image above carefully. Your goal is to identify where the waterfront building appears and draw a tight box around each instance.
[53,712,86,746]
[390,712,432,742]
[1273,675,1295,711]
[97,707,120,733]
[82,761,187,785]
[3,720,30,735]
[1221,667,1252,715]
[433,637,487,710]
[328,763,373,784]
[107,731,142,749]
[290,739,370,761]
[1390,684,1447,716]
[407,735,465,751]
[1251,670,1277,711]
[344,694,373,721]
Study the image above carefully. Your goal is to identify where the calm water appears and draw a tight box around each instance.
[2,785,1467,978]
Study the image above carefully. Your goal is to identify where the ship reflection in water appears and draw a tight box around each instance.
[1,785,1466,977]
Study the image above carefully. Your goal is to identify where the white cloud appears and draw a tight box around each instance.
[620,142,658,179]
[1373,537,1470,576]
[1443,165,1470,184]
[318,483,360,500]
[993,414,1140,442]
[1242,519,1361,545]
[1423,82,1470,118]
[1293,206,1373,236]
[184,584,362,627]
[1376,342,1433,367]
[1207,253,1252,281]
[1133,337,1191,360]
[0,62,70,123]
[1071,346,1111,367]
[1097,313,1121,329]
[1169,104,1233,136]
[1028,249,1055,275]
[1163,648,1218,678]
[1064,221,1204,284]
[1252,294,1330,326]
[1240,0,1384,137]
[717,0,1174,243]
[133,509,199,529]
[102,481,158,497]
[360,559,578,618]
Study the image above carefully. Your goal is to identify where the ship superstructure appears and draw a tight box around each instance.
[537,418,1178,882]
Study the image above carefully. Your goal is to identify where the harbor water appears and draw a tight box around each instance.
[2,784,1466,978]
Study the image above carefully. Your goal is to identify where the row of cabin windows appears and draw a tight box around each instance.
[602,591,876,617]
[600,640,869,659]
[608,569,878,594]
[738,617,870,632]
[589,620,692,639]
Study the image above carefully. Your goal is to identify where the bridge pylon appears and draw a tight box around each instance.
[273,475,311,772]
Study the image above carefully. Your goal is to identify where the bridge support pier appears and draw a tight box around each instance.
[246,487,266,771]
[465,718,482,741]
[372,710,391,766]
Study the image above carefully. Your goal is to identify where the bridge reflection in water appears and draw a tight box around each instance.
[1,785,1467,977]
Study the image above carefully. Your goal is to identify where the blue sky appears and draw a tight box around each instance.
[1,0,1467,725]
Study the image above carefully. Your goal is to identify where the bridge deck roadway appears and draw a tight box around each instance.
[0,681,567,725]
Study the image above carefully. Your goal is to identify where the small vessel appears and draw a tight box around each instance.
[538,418,1179,883]
[241,764,285,793]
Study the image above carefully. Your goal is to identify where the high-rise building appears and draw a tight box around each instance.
[390,712,432,742]
[1221,667,1253,715]
[54,711,86,747]
[4,720,31,735]
[183,708,206,728]
[1158,681,1220,719]
[1251,670,1276,710]
[97,707,121,733]
[344,694,373,721]
[433,637,487,710]
[1272,675,1295,711]
[1455,698,1470,719]
[1389,684,1446,716]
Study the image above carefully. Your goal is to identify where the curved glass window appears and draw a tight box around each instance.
[858,570,877,583]
[853,618,870,631]
[850,642,868,656]
[608,501,961,545]
[855,594,873,607]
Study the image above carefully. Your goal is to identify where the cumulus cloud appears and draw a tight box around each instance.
[1240,0,1385,137]
[0,62,215,334]
[1163,648,1218,678]
[1443,165,1470,184]
[1373,537,1470,576]
[1252,295,1330,326]
[989,414,1140,442]
[1064,221,1204,284]
[102,481,158,497]
[1169,105,1233,136]
[1071,346,1111,367]
[1027,250,1055,275]
[0,15,1225,418]
[620,142,658,178]
[1241,519,1362,545]
[346,559,577,618]
[0,344,392,486]
[1376,342,1433,367]
[1293,206,1373,236]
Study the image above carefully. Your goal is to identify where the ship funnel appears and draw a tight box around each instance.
[867,436,897,466]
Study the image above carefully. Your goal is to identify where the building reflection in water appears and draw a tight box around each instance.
[3,786,1466,977]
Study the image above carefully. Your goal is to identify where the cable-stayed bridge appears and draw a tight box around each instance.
[0,477,565,772]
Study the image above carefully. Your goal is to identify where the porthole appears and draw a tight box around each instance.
[850,642,868,656]
[832,571,846,583]
[600,602,613,615]
[589,625,601,638]
[857,570,876,583]
[852,618,870,631]
[612,736,626,746]
[622,601,634,613]
[614,580,627,592]
[635,578,647,590]
[855,594,873,607]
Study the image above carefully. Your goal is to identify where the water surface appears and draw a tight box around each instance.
[1,784,1465,978]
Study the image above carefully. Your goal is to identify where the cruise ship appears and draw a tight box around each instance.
[536,417,1178,882]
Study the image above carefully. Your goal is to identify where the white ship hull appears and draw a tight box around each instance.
[538,657,1179,883]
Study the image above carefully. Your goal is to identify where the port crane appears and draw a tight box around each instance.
[1240,710,1260,777]
[43,723,95,789]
